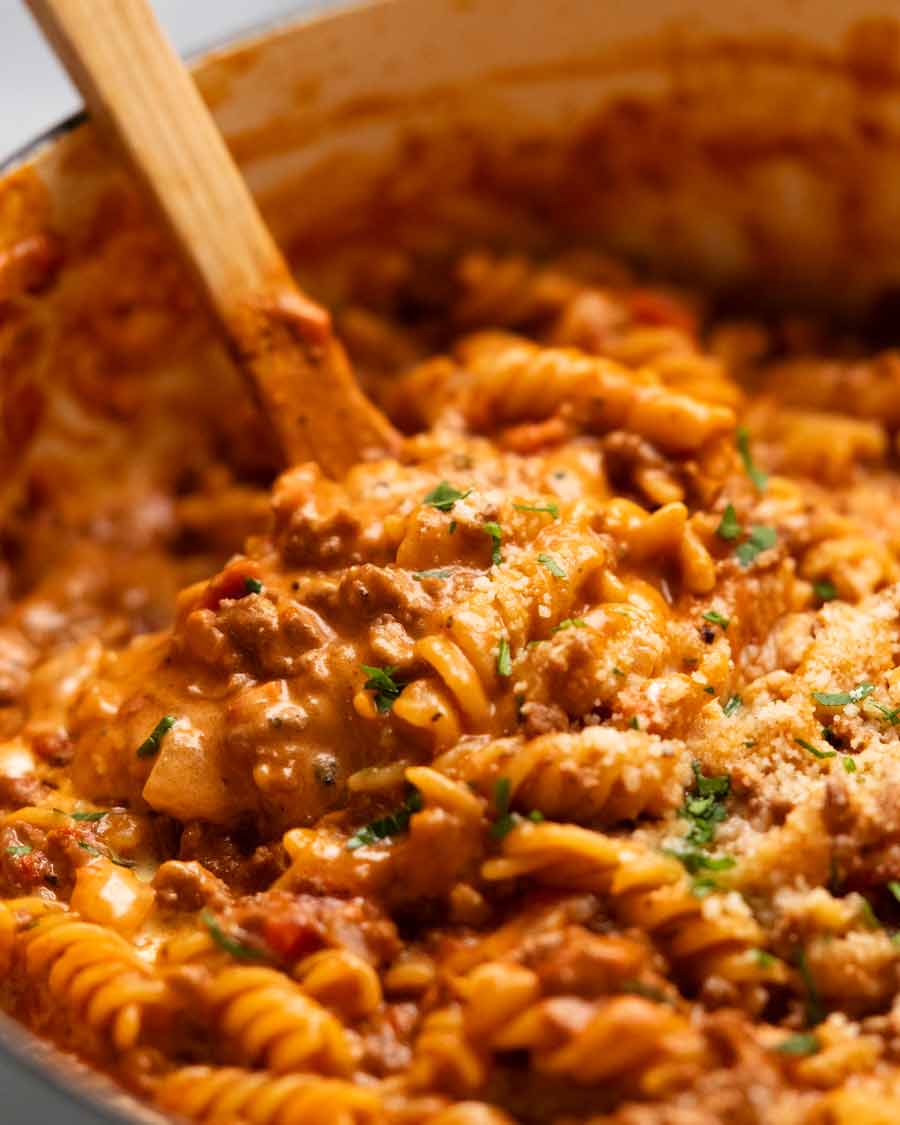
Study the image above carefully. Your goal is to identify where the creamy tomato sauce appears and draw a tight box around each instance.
[3,236,900,1123]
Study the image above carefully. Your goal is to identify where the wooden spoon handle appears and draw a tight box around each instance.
[26,0,400,474]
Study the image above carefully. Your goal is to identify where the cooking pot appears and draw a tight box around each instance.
[2,0,900,1118]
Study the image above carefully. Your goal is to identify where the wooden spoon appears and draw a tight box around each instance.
[26,0,400,476]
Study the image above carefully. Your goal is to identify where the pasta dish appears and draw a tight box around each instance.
[3,231,900,1124]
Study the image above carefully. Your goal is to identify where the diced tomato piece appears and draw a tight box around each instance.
[200,559,264,611]
[627,288,697,335]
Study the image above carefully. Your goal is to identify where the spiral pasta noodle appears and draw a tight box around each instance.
[453,333,735,454]
[294,949,382,1020]
[434,727,688,825]
[155,1066,384,1125]
[482,821,762,983]
[8,232,900,1122]
[205,966,355,1075]
[18,912,169,1051]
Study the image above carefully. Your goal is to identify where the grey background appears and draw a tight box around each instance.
[0,3,333,1118]
[0,0,315,160]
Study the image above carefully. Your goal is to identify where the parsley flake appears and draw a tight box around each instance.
[537,553,566,578]
[858,897,881,930]
[753,948,776,968]
[629,716,640,730]
[346,788,423,851]
[490,777,519,839]
[888,881,900,904]
[496,637,512,677]
[795,737,835,760]
[513,501,559,519]
[735,525,777,568]
[136,716,176,759]
[76,841,135,868]
[361,665,404,713]
[483,521,503,566]
[723,694,742,717]
[703,610,730,631]
[553,618,587,633]
[202,910,268,961]
[70,811,107,822]
[412,568,453,581]
[716,503,742,542]
[6,845,32,858]
[665,847,735,876]
[678,761,730,847]
[812,683,874,708]
[776,1032,820,1056]
[869,700,900,725]
[736,425,768,491]
[843,756,857,774]
[813,579,838,602]
[244,577,263,595]
[795,949,825,1026]
[424,481,471,512]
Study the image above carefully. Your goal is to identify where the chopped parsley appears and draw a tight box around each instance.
[795,737,835,760]
[483,521,503,566]
[424,481,471,512]
[629,716,640,730]
[346,788,423,851]
[796,949,825,1026]
[775,1032,820,1056]
[735,525,777,568]
[620,980,670,1004]
[843,756,857,774]
[812,683,874,708]
[703,610,730,631]
[413,568,453,581]
[858,897,881,930]
[716,503,742,542]
[496,637,512,677]
[201,910,267,961]
[490,777,518,839]
[690,876,721,898]
[136,716,176,759]
[665,847,735,876]
[527,809,545,823]
[70,811,107,822]
[513,501,559,519]
[868,700,900,725]
[361,665,404,713]
[537,553,566,578]
[888,881,900,904]
[553,618,587,632]
[723,694,742,718]
[244,577,263,595]
[736,425,768,491]
[679,761,730,847]
[703,685,716,695]
[753,948,776,968]
[5,845,32,858]
[76,841,135,868]
[813,579,838,602]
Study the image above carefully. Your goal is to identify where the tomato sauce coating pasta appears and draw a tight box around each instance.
[4,240,900,1124]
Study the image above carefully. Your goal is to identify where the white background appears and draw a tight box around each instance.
[0,0,321,160]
